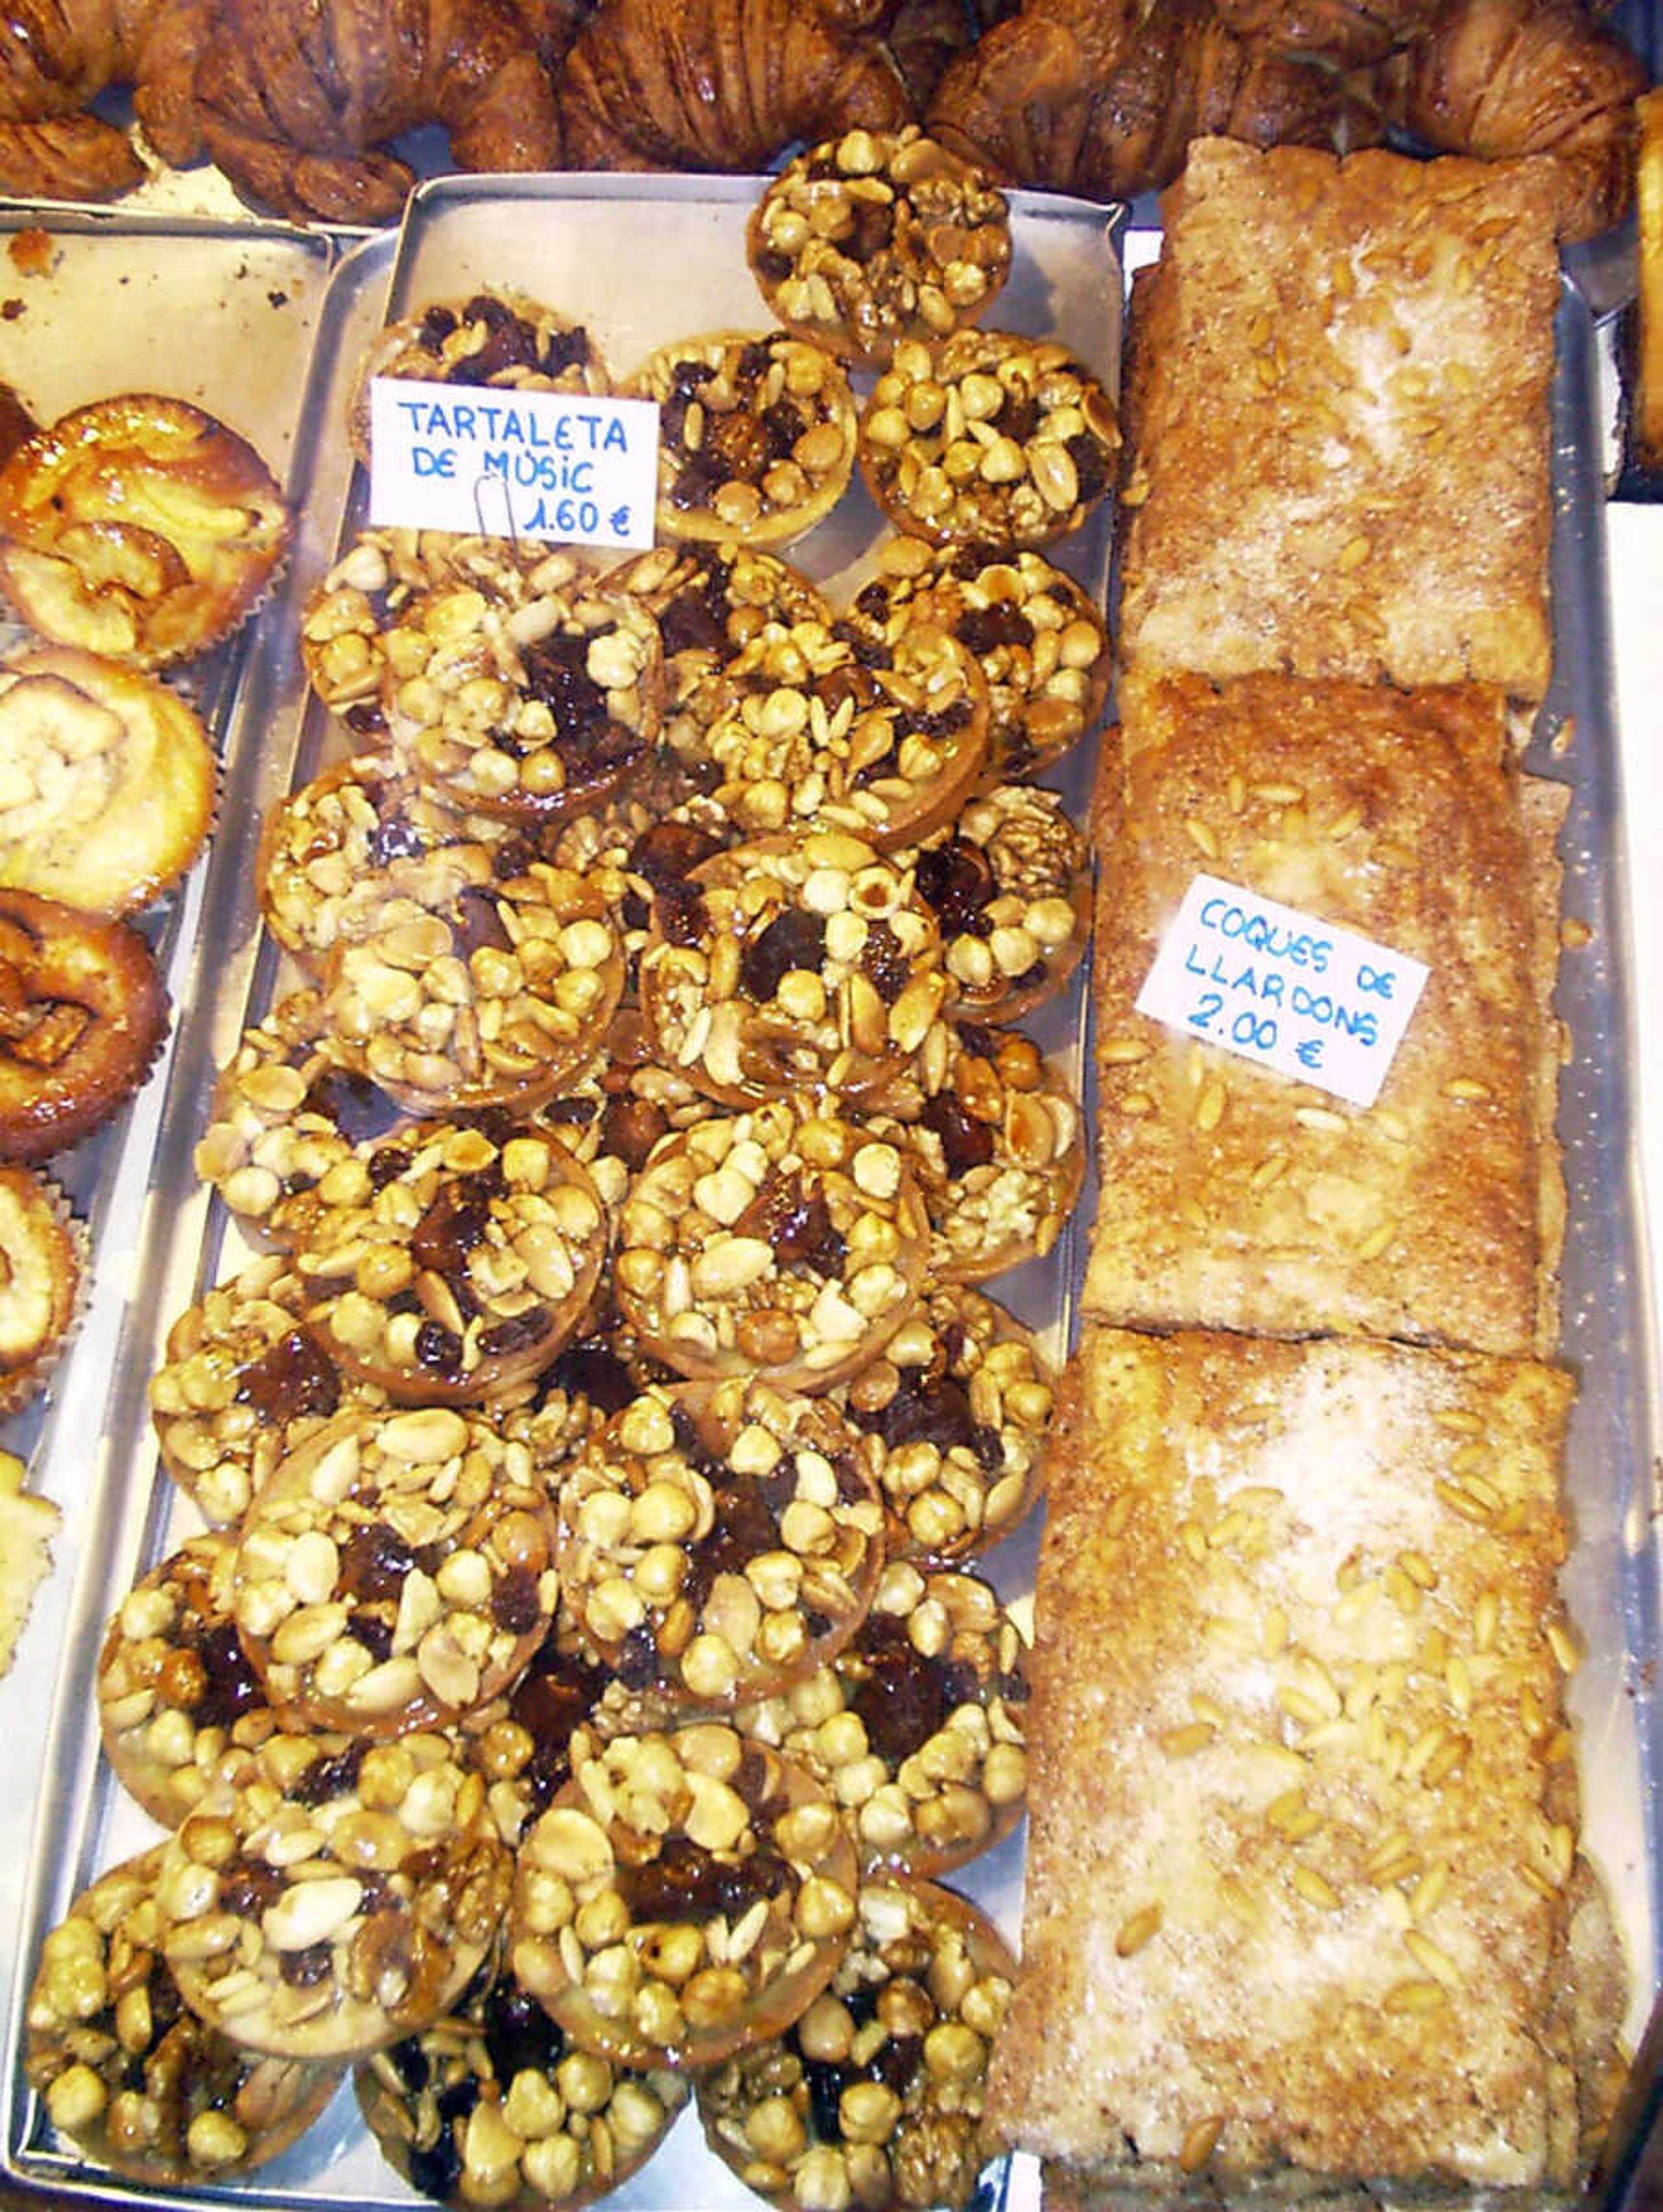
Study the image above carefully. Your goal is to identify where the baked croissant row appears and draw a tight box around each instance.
[0,0,1644,241]
[1380,0,1649,239]
[554,0,912,170]
[0,0,201,198]
[928,0,1645,237]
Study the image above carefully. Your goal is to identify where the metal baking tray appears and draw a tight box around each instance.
[0,212,335,1598]
[0,175,1121,2209]
[0,174,1655,2212]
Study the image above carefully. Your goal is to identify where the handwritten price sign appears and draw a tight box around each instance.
[367,378,660,552]
[1136,874,1429,1109]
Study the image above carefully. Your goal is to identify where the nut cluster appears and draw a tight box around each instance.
[639,830,952,1112]
[847,532,1112,780]
[698,1874,1015,2212]
[698,615,990,849]
[149,1253,376,1526]
[625,331,857,548]
[737,1563,1030,1878]
[907,782,1091,1024]
[614,1099,932,1393]
[24,1847,339,2185]
[383,577,663,823]
[152,1728,510,2060]
[232,1406,560,1734]
[860,330,1121,549]
[290,1120,608,1402]
[511,1724,861,2068]
[557,1380,887,1708]
[879,1024,1087,1283]
[748,127,1013,369]
[356,1955,691,2209]
[97,1534,277,1825]
[841,1284,1056,1563]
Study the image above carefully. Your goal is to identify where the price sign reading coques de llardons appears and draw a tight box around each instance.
[367,378,660,552]
[1136,873,1430,1110]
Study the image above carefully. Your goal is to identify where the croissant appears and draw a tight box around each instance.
[927,0,1381,202]
[192,0,563,224]
[556,0,913,171]
[1210,0,1441,66]
[1381,0,1648,239]
[0,0,202,199]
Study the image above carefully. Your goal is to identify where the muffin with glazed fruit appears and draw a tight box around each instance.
[0,395,291,668]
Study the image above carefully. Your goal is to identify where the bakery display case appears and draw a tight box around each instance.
[0,17,1657,2206]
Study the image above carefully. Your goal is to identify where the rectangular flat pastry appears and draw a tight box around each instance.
[984,1325,1627,2205]
[1084,667,1565,1356]
[1116,140,1561,702]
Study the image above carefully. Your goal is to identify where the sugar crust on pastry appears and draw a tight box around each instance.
[1084,668,1564,1356]
[985,1324,1625,2201]
[1117,142,1561,703]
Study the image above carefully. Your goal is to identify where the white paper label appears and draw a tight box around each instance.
[1135,873,1429,1109]
[367,378,660,551]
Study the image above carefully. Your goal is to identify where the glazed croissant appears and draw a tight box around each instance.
[193,0,564,224]
[556,0,913,171]
[1211,0,1441,67]
[1382,0,1649,239]
[0,0,202,198]
[927,0,1381,202]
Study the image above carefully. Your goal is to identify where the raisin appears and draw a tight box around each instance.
[997,391,1039,445]
[192,1620,266,1730]
[420,305,459,347]
[1067,429,1110,506]
[367,1145,413,1190]
[520,629,610,751]
[279,1942,335,1988]
[741,908,827,1003]
[482,1975,566,2085]
[919,1091,995,1177]
[681,1469,782,1611]
[368,810,427,867]
[599,1095,666,1172]
[853,580,890,623]
[756,247,793,284]
[956,602,1034,657]
[303,1066,405,1146]
[859,918,909,1007]
[629,820,725,889]
[733,1170,845,1274]
[409,2132,463,2201]
[411,1185,494,1276]
[655,882,709,947]
[705,408,769,483]
[850,1611,946,1761]
[414,1320,464,1377]
[478,1309,553,1362]
[492,1564,545,1638]
[217,1857,284,1918]
[620,1834,790,1923]
[760,398,805,459]
[453,886,510,957]
[914,839,994,935]
[236,1327,341,1426]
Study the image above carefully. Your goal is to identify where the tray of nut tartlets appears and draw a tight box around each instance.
[0,153,1122,2210]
